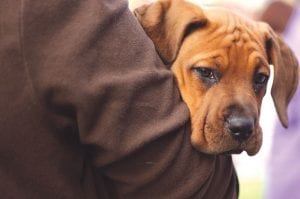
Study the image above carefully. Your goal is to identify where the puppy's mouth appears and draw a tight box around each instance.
[219,137,252,155]
[229,132,261,156]
[221,149,244,155]
[192,126,261,156]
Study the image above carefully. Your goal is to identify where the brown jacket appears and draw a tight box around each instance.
[0,0,238,198]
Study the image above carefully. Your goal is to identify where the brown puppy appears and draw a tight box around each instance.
[135,0,298,156]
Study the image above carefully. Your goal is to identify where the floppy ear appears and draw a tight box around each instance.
[264,26,299,128]
[134,0,207,64]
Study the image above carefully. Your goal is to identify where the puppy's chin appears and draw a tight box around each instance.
[191,129,263,156]
[191,141,261,156]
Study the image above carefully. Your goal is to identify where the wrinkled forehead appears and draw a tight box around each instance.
[180,7,269,67]
[202,7,266,48]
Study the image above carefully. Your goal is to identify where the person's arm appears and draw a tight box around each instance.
[0,0,238,198]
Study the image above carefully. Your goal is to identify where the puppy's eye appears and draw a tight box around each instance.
[193,67,219,85]
[254,73,269,85]
[253,72,269,92]
[197,68,214,78]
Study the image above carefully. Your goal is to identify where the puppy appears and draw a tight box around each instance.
[134,0,299,156]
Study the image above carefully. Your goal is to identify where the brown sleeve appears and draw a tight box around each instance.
[0,0,238,198]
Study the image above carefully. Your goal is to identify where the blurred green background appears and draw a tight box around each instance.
[239,179,263,199]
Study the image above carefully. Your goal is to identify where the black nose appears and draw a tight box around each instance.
[226,116,254,141]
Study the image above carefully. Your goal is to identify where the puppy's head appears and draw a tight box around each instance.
[135,0,299,155]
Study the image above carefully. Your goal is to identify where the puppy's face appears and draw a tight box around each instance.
[135,0,298,155]
[172,9,270,155]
